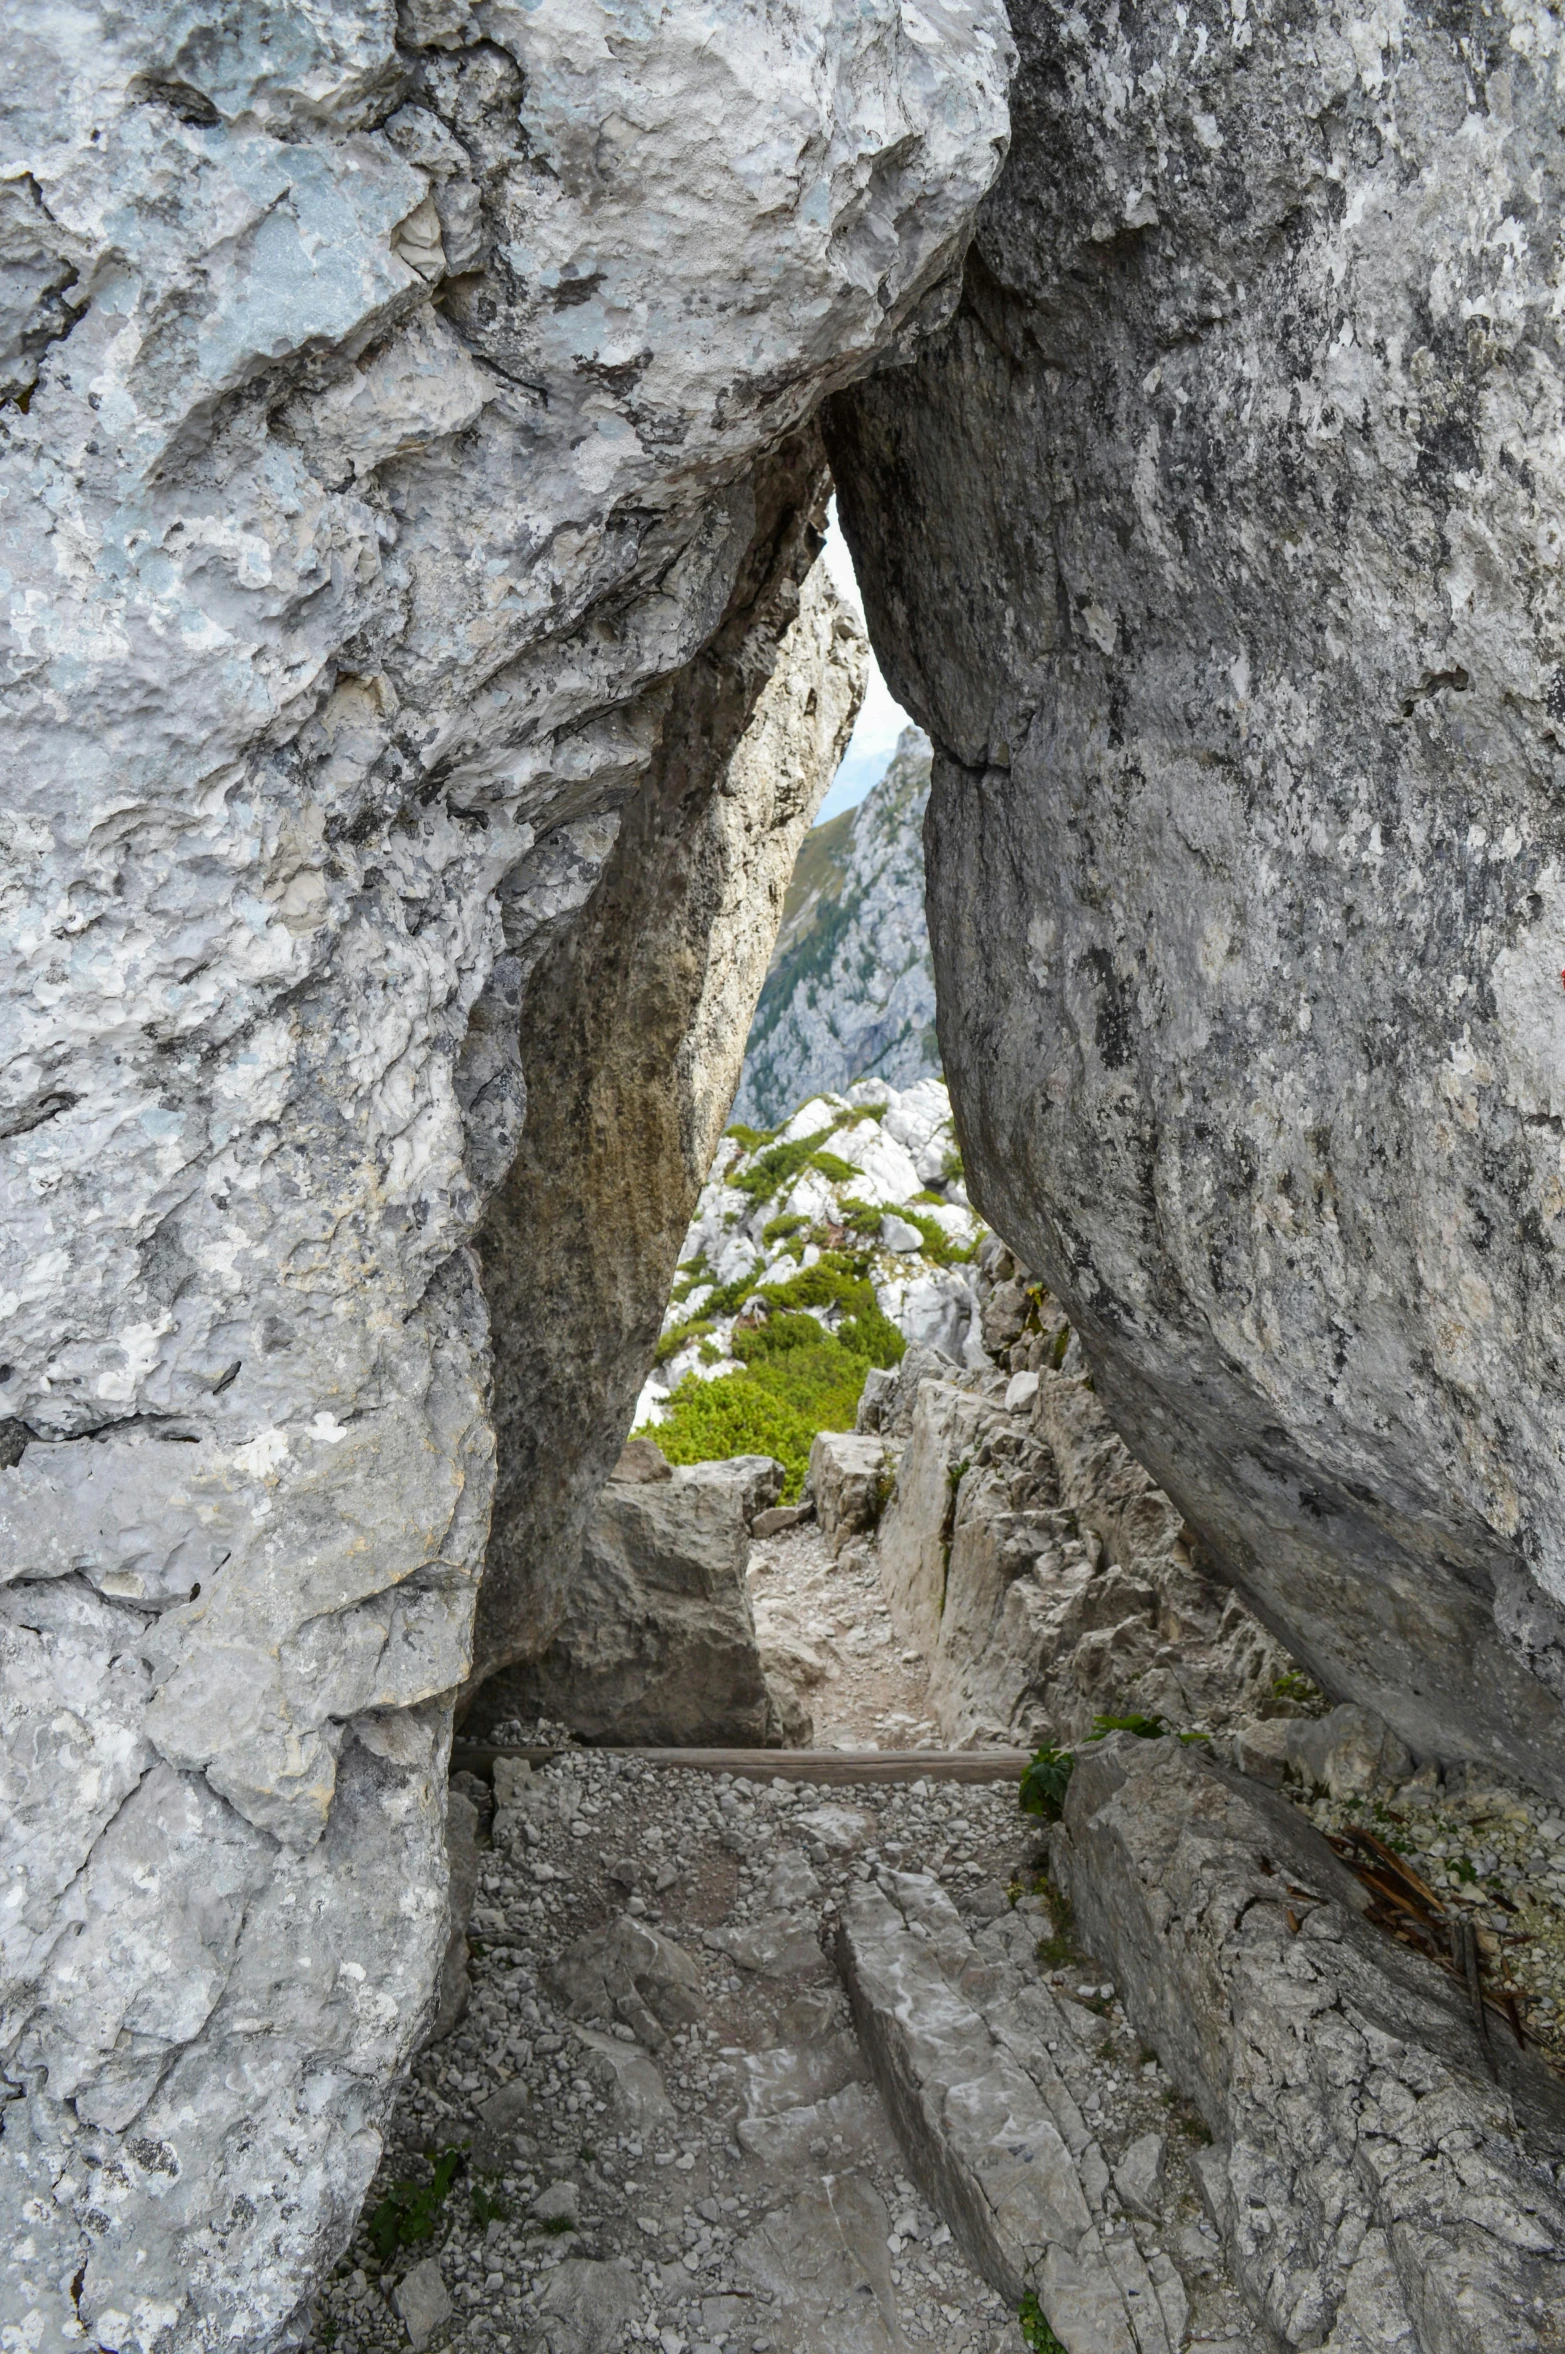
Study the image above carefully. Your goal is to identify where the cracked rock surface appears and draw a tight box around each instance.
[827,0,1565,1795]
[0,3,1010,2339]
[1056,1735,1565,2353]
[302,1742,1029,2354]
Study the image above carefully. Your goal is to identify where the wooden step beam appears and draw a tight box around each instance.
[450,1742,1031,1787]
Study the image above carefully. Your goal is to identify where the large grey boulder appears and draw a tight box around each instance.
[1055,1735,1565,2351]
[828,0,1565,1795]
[490,1454,786,1746]
[0,2,1011,2337]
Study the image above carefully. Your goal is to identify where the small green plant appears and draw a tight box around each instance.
[807,1147,858,1184]
[541,2215,576,2236]
[318,2323,338,2349]
[1271,1668,1323,1706]
[471,2185,508,2229]
[1020,1745,1076,1820]
[652,1314,714,1367]
[1018,2290,1068,2353]
[760,1211,809,1247]
[725,1122,777,1153]
[1091,1710,1169,1740]
[941,1143,965,1184]
[1050,1324,1070,1369]
[368,2146,466,2260]
[1453,1856,1478,1884]
[728,1126,837,1203]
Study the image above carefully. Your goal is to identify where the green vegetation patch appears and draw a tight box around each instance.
[1020,1713,1205,1824]
[653,1315,714,1367]
[638,1256,903,1501]
[727,1126,837,1203]
[368,2145,465,2259]
[807,1147,857,1185]
[1018,2292,1069,2354]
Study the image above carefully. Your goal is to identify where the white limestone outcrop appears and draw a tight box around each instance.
[0,4,1011,2340]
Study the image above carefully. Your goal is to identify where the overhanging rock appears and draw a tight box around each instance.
[0,3,1011,2340]
[828,0,1565,1796]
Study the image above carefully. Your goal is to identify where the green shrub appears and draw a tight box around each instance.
[761,1212,809,1247]
[652,1315,713,1367]
[896,1206,976,1266]
[728,1126,837,1203]
[639,1275,901,1500]
[1019,1746,1076,1821]
[640,1370,824,1499]
[1018,2292,1068,2354]
[807,1147,857,1184]
[725,1122,777,1153]
[732,1311,830,1361]
[835,1195,884,1238]
[368,2146,465,2259]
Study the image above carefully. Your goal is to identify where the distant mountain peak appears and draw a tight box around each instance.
[733,727,937,1129]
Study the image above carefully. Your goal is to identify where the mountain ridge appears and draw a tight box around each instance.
[733,725,939,1128]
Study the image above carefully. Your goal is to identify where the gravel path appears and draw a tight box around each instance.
[305,1745,1032,2354]
[746,1523,940,1751]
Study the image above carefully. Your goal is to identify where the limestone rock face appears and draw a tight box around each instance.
[734,726,939,1130]
[872,1355,1288,1749]
[1056,1736,1565,2351]
[829,0,1565,1794]
[468,464,867,1701]
[0,2,1011,2339]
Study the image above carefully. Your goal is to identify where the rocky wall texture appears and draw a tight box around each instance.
[465,444,865,1710]
[1057,1735,1565,2352]
[829,0,1565,1797]
[733,725,939,1130]
[0,4,1011,2343]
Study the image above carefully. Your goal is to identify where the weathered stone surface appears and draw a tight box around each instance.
[1055,1734,1565,2352]
[0,0,1010,2332]
[536,2257,643,2354]
[829,0,1565,1794]
[393,2258,452,2352]
[468,481,866,1704]
[486,1453,785,1745]
[876,1377,1001,1656]
[1234,1701,1416,1800]
[837,1870,1182,2349]
[809,1429,889,1557]
[873,1345,1287,1747]
[424,1785,481,2046]
[545,1916,707,2054]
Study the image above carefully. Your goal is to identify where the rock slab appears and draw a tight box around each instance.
[1055,1735,1565,2352]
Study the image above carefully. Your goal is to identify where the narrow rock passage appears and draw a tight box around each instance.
[304,1738,1026,2353]
[305,1572,1265,2354]
[747,1522,941,1752]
